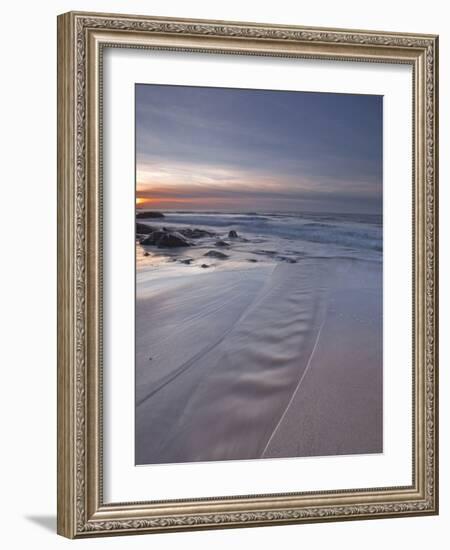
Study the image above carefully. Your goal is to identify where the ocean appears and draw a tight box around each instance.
[136,211,382,271]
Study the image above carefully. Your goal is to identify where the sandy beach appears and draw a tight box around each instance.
[134,212,382,465]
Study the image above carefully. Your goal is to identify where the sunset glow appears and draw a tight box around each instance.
[136,197,162,208]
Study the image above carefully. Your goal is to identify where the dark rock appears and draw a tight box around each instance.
[143,252,150,257]
[179,228,215,239]
[179,258,194,265]
[156,231,190,248]
[215,240,230,247]
[204,250,229,259]
[228,230,239,239]
[140,234,156,245]
[141,230,190,248]
[247,258,258,263]
[201,264,210,268]
[136,211,165,218]
[136,222,155,234]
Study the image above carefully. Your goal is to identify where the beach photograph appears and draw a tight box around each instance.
[134,83,383,466]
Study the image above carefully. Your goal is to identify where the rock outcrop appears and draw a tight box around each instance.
[204,250,229,259]
[179,228,215,239]
[136,222,156,234]
[136,211,165,219]
[141,230,190,248]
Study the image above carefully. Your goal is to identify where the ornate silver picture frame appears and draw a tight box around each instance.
[57,11,438,538]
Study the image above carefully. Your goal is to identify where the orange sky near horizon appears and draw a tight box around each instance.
[136,196,189,207]
[136,197,163,208]
[135,195,236,210]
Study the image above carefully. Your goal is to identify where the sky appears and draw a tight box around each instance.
[136,84,382,214]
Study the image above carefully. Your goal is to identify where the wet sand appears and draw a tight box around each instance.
[135,257,382,465]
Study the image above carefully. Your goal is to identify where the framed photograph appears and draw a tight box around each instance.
[57,11,439,538]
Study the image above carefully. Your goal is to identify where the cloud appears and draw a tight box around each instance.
[135,84,383,213]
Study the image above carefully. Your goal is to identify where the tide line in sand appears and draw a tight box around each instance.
[260,315,327,458]
[135,261,327,464]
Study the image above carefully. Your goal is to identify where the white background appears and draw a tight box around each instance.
[104,49,412,502]
[0,0,448,548]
